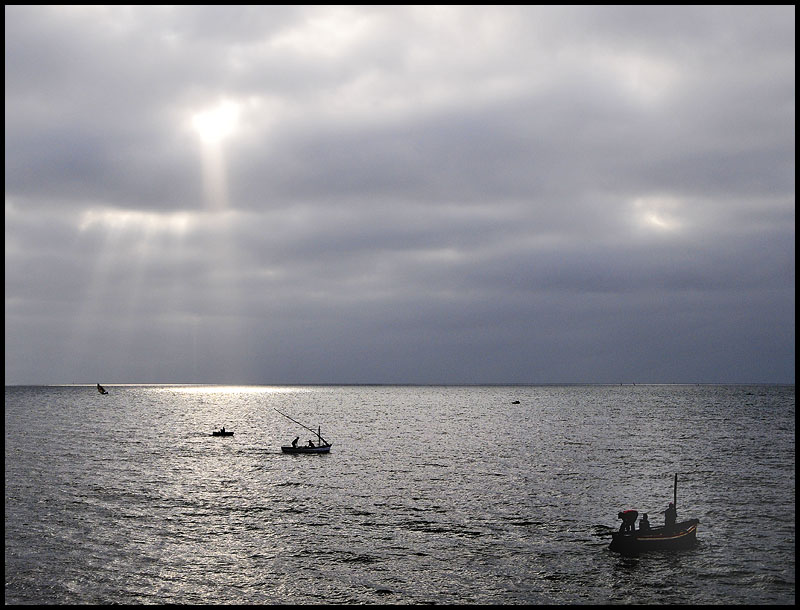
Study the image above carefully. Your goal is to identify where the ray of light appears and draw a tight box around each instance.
[188,99,248,381]
[68,209,198,382]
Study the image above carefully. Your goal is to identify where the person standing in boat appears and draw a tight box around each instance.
[618,509,638,533]
[291,436,299,448]
[664,502,677,531]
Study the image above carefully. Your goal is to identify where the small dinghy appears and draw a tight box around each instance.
[211,427,234,437]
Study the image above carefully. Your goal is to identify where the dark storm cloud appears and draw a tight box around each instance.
[4,5,794,384]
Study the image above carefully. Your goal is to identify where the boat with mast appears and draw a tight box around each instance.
[276,409,332,454]
[609,473,700,553]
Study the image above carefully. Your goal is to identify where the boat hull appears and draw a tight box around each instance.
[212,431,234,436]
[281,444,331,454]
[610,519,699,553]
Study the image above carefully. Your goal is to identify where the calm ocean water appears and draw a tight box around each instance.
[5,384,795,604]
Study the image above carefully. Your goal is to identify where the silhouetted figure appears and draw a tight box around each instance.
[307,440,315,448]
[639,513,651,531]
[618,509,638,533]
[664,502,677,531]
[291,436,299,448]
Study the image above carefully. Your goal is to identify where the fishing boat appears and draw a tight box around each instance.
[97,383,108,395]
[212,428,234,437]
[609,473,700,554]
[276,409,332,454]
[282,442,331,454]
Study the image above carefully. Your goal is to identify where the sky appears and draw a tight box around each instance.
[5,5,795,385]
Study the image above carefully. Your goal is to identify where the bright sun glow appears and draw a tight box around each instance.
[632,195,684,232]
[192,101,240,144]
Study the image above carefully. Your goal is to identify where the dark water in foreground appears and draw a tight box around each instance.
[5,384,795,604]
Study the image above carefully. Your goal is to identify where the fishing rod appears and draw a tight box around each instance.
[274,408,330,446]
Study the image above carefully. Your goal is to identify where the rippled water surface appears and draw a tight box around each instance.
[5,384,795,604]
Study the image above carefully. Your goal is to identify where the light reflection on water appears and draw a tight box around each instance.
[4,384,795,604]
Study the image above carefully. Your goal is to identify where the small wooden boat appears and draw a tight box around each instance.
[609,519,700,553]
[609,473,700,554]
[276,409,332,454]
[212,428,234,437]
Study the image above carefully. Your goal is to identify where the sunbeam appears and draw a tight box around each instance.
[67,209,198,381]
[191,100,241,212]
[186,98,248,380]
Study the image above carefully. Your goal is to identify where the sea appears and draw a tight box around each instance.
[4,384,795,605]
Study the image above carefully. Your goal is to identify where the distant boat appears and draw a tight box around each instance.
[609,473,700,554]
[97,383,108,395]
[275,409,332,454]
[212,427,234,437]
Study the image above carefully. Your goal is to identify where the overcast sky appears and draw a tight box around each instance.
[5,5,795,385]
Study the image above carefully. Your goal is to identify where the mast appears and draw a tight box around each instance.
[674,473,678,509]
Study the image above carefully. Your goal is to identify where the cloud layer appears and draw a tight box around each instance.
[5,6,795,384]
